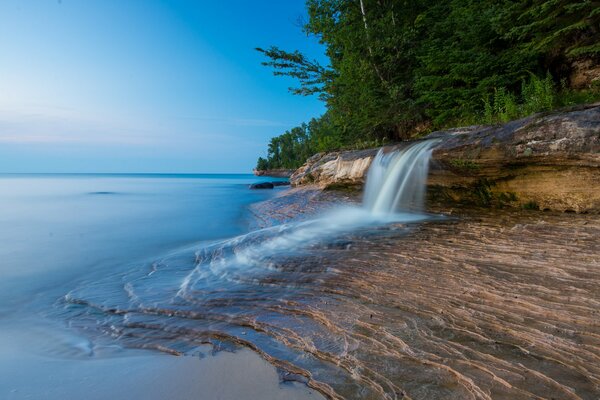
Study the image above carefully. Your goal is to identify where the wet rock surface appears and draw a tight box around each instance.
[248,186,360,229]
[249,189,600,399]
[61,184,600,400]
[250,182,275,189]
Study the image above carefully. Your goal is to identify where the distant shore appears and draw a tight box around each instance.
[253,168,294,178]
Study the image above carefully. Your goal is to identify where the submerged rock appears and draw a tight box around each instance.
[290,103,600,212]
[249,181,291,189]
[250,182,274,189]
[272,181,291,187]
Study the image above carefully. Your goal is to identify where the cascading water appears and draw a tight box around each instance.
[363,140,437,214]
[53,139,441,400]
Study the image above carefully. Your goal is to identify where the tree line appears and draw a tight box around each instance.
[256,0,600,171]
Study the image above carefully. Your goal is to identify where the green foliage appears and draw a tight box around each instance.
[474,179,495,206]
[522,73,555,114]
[256,0,600,168]
[259,123,316,170]
[255,157,269,171]
[523,200,540,210]
[501,0,600,59]
[255,46,331,99]
[450,159,480,171]
[557,78,600,105]
[482,74,556,124]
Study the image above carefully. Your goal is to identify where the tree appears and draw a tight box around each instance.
[255,0,600,169]
[256,157,269,171]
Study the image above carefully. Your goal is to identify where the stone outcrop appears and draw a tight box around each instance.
[570,59,600,89]
[290,149,377,189]
[290,103,600,212]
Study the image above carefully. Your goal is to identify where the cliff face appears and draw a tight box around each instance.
[290,149,377,189]
[290,103,600,212]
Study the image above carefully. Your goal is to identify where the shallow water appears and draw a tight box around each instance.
[3,174,598,400]
[0,174,324,400]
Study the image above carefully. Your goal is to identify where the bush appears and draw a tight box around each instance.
[521,73,555,115]
[482,73,557,124]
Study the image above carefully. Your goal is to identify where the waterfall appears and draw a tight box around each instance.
[363,140,437,214]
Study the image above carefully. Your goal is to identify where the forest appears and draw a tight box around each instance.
[255,0,600,171]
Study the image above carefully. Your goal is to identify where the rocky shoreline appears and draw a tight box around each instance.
[240,104,600,399]
[287,103,600,213]
[246,185,600,400]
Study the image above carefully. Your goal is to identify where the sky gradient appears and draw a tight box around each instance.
[0,0,326,173]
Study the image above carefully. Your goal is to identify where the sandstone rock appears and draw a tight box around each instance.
[290,148,378,189]
[290,103,600,212]
[570,59,600,89]
[428,103,600,212]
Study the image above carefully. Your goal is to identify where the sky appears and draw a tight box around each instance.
[0,0,327,173]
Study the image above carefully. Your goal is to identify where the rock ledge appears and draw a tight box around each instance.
[290,104,600,212]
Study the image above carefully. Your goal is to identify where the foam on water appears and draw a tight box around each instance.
[180,140,439,294]
[178,207,427,297]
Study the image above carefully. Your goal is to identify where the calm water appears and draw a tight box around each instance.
[1,148,591,399]
[0,168,436,400]
[0,174,282,312]
[0,174,325,400]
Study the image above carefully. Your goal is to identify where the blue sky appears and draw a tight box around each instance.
[0,0,326,173]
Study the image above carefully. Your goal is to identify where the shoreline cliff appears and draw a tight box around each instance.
[283,103,600,213]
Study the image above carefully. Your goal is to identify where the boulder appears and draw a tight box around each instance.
[272,181,291,187]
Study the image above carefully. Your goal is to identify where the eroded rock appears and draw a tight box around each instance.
[289,104,600,212]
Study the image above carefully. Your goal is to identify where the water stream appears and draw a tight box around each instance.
[11,143,596,400]
[50,141,440,398]
[3,143,442,399]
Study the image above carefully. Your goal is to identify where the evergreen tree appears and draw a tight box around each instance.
[254,0,600,170]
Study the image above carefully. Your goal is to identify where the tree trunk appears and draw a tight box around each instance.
[359,0,387,85]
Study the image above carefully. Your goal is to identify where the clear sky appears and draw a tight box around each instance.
[0,0,326,173]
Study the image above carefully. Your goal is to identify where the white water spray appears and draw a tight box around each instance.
[363,140,437,214]
[180,140,438,294]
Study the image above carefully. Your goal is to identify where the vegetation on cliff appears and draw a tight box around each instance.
[256,0,600,171]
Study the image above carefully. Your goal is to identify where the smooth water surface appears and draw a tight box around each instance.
[0,174,324,400]
[0,146,439,400]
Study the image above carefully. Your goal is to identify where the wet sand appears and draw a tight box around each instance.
[0,323,325,400]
